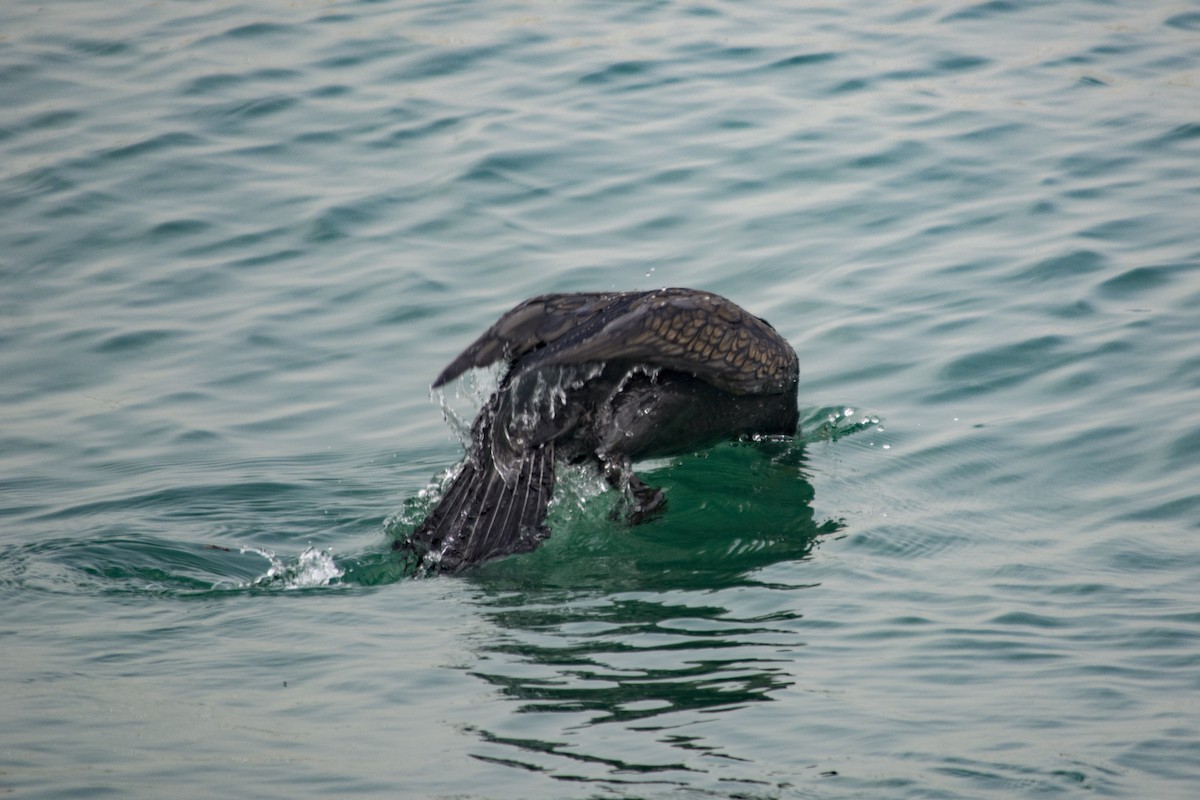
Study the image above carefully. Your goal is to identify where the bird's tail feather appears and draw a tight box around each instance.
[400,419,555,573]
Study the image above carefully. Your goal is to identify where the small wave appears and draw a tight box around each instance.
[0,534,346,597]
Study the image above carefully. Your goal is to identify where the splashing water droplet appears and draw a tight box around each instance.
[239,545,343,590]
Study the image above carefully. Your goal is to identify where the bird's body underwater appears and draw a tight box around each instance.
[395,287,800,573]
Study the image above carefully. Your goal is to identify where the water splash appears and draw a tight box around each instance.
[236,545,344,590]
[433,365,501,445]
[803,404,886,444]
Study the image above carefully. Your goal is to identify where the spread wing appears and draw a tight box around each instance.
[433,288,798,396]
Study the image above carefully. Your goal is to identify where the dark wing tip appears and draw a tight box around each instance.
[431,365,456,389]
[431,354,470,389]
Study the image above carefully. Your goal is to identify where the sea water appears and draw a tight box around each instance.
[3,1,1199,797]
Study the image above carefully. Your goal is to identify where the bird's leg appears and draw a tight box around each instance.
[602,458,666,525]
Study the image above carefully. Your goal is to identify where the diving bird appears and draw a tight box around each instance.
[396,287,800,572]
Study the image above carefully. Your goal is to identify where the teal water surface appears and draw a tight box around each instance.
[3,1,1200,798]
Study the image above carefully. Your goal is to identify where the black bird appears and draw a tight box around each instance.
[396,287,800,572]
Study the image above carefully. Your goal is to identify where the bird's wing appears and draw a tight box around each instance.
[433,288,797,396]
[518,289,798,395]
[432,292,634,388]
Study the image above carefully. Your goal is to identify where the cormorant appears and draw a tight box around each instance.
[396,287,800,572]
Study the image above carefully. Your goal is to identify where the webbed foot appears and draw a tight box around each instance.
[603,461,666,525]
[625,474,666,524]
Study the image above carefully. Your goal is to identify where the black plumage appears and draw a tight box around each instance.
[396,287,800,572]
